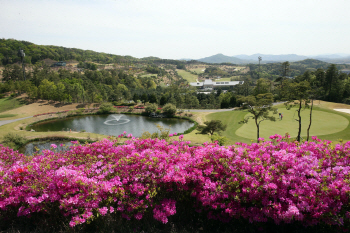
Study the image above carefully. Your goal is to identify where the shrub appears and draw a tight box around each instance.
[162,103,177,116]
[2,133,26,149]
[98,102,114,114]
[210,133,227,145]
[2,135,350,231]
[145,103,158,114]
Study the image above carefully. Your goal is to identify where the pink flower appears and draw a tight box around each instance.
[179,135,184,140]
[50,144,57,149]
[99,207,108,216]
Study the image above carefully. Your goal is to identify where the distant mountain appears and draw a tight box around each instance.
[196,53,247,64]
[235,54,308,62]
[192,53,350,65]
[312,55,350,64]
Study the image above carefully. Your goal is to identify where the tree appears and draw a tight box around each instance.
[254,78,270,96]
[133,94,139,104]
[240,93,277,142]
[284,81,310,142]
[149,93,158,104]
[162,103,177,116]
[159,95,167,106]
[197,120,227,136]
[281,61,290,77]
[140,93,148,104]
[145,103,158,114]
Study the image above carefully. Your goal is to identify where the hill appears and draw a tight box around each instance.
[196,53,246,64]
[0,39,140,65]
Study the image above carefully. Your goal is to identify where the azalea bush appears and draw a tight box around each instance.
[1,134,350,232]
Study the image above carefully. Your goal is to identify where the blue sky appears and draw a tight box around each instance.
[1,0,350,59]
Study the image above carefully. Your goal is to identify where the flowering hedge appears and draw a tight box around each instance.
[1,134,350,229]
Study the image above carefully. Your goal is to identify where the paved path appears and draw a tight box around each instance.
[0,116,33,127]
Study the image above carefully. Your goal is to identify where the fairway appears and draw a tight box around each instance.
[206,107,350,143]
[176,69,198,82]
[205,110,252,144]
[236,108,348,140]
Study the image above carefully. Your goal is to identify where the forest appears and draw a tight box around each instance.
[1,39,350,109]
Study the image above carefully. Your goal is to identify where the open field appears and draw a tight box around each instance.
[176,69,198,82]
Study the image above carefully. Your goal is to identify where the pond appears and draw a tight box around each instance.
[30,114,195,138]
[18,141,73,156]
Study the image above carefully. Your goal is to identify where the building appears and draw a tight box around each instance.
[190,79,244,90]
[51,61,66,67]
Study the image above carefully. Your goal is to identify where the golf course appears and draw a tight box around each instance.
[185,101,350,145]
[1,96,350,146]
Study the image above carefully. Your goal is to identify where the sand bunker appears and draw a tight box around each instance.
[334,109,350,114]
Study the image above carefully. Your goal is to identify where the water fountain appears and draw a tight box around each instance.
[104,114,130,125]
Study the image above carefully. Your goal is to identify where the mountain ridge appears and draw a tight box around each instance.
[191,53,350,64]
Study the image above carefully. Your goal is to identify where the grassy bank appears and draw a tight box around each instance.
[0,96,26,113]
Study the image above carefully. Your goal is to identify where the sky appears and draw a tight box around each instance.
[1,0,350,60]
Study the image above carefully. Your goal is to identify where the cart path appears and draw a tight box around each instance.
[0,116,33,127]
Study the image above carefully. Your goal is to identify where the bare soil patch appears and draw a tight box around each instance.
[2,98,92,117]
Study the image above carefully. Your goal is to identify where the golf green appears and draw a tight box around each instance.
[235,108,349,140]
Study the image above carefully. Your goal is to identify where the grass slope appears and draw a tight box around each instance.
[176,70,198,83]
[205,110,252,144]
[0,97,25,113]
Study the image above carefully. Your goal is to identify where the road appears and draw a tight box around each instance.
[0,116,33,127]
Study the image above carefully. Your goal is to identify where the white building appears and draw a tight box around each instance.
[190,79,244,90]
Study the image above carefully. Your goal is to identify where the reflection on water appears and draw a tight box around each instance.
[31,114,194,137]
[19,141,73,156]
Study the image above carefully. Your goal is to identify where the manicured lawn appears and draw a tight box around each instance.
[205,110,252,144]
[176,69,198,83]
[205,106,350,143]
[236,106,348,141]
[0,97,25,113]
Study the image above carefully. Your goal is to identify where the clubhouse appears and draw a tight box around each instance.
[190,79,244,90]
